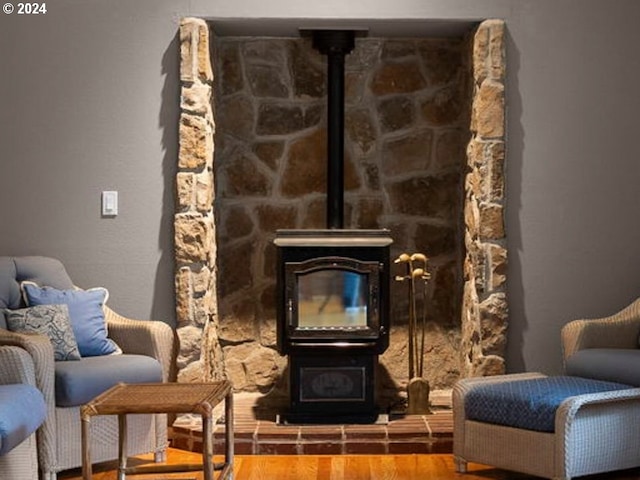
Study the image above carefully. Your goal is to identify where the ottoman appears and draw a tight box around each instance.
[453,373,640,480]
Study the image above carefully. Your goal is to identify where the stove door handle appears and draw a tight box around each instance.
[289,342,377,349]
[287,298,293,326]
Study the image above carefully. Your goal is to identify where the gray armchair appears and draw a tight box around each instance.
[0,256,175,480]
[562,297,640,386]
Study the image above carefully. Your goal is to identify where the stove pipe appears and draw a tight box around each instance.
[311,30,356,230]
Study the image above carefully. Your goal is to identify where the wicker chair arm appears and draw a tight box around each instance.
[0,328,56,469]
[557,387,640,425]
[105,307,176,382]
[555,387,640,470]
[561,297,640,361]
[0,345,37,386]
[0,329,55,396]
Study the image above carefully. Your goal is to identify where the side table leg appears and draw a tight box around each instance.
[117,414,128,480]
[225,390,234,479]
[81,411,92,480]
[202,413,214,480]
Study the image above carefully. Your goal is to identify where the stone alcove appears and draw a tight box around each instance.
[174,17,507,408]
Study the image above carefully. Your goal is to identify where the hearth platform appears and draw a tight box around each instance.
[170,391,452,455]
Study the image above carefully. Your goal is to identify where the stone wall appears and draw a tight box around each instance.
[175,18,507,407]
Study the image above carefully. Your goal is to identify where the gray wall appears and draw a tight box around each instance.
[1,0,639,375]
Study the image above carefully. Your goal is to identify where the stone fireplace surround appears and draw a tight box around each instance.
[174,17,507,412]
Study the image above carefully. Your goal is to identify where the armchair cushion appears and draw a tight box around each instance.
[21,282,120,357]
[54,354,163,407]
[0,384,46,455]
[464,375,630,433]
[4,304,81,361]
[565,348,640,387]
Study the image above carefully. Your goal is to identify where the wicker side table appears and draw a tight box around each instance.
[81,382,233,480]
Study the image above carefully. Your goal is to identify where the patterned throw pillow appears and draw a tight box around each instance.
[4,304,81,361]
[21,282,121,357]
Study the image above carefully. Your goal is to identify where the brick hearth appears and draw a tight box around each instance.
[170,391,453,455]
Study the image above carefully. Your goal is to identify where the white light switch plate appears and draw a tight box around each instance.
[102,191,118,216]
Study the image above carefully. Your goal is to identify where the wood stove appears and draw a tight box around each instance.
[275,229,392,423]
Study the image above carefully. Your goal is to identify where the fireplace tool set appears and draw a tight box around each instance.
[394,253,432,414]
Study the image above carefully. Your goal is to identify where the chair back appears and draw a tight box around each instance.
[0,256,74,328]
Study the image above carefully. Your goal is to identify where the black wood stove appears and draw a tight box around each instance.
[275,229,392,423]
[274,29,393,424]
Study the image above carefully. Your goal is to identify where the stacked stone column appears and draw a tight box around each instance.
[461,19,508,377]
[175,18,225,383]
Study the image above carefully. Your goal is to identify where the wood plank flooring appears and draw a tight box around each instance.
[58,448,640,479]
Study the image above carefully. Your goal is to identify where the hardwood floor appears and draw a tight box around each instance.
[58,448,640,480]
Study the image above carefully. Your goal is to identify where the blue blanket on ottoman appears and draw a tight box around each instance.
[465,376,631,432]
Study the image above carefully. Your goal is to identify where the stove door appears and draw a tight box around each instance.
[282,257,382,348]
[296,264,369,329]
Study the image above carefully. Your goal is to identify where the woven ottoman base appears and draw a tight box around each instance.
[453,373,640,480]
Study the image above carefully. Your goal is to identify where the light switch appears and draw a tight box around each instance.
[102,191,118,216]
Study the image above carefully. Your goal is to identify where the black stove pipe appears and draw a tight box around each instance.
[311,30,355,229]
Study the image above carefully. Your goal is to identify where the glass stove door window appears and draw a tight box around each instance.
[297,270,368,328]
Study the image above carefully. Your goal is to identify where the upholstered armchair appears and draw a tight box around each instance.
[562,297,640,386]
[0,345,46,480]
[0,256,175,480]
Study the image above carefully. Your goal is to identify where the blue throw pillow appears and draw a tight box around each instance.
[21,282,120,357]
